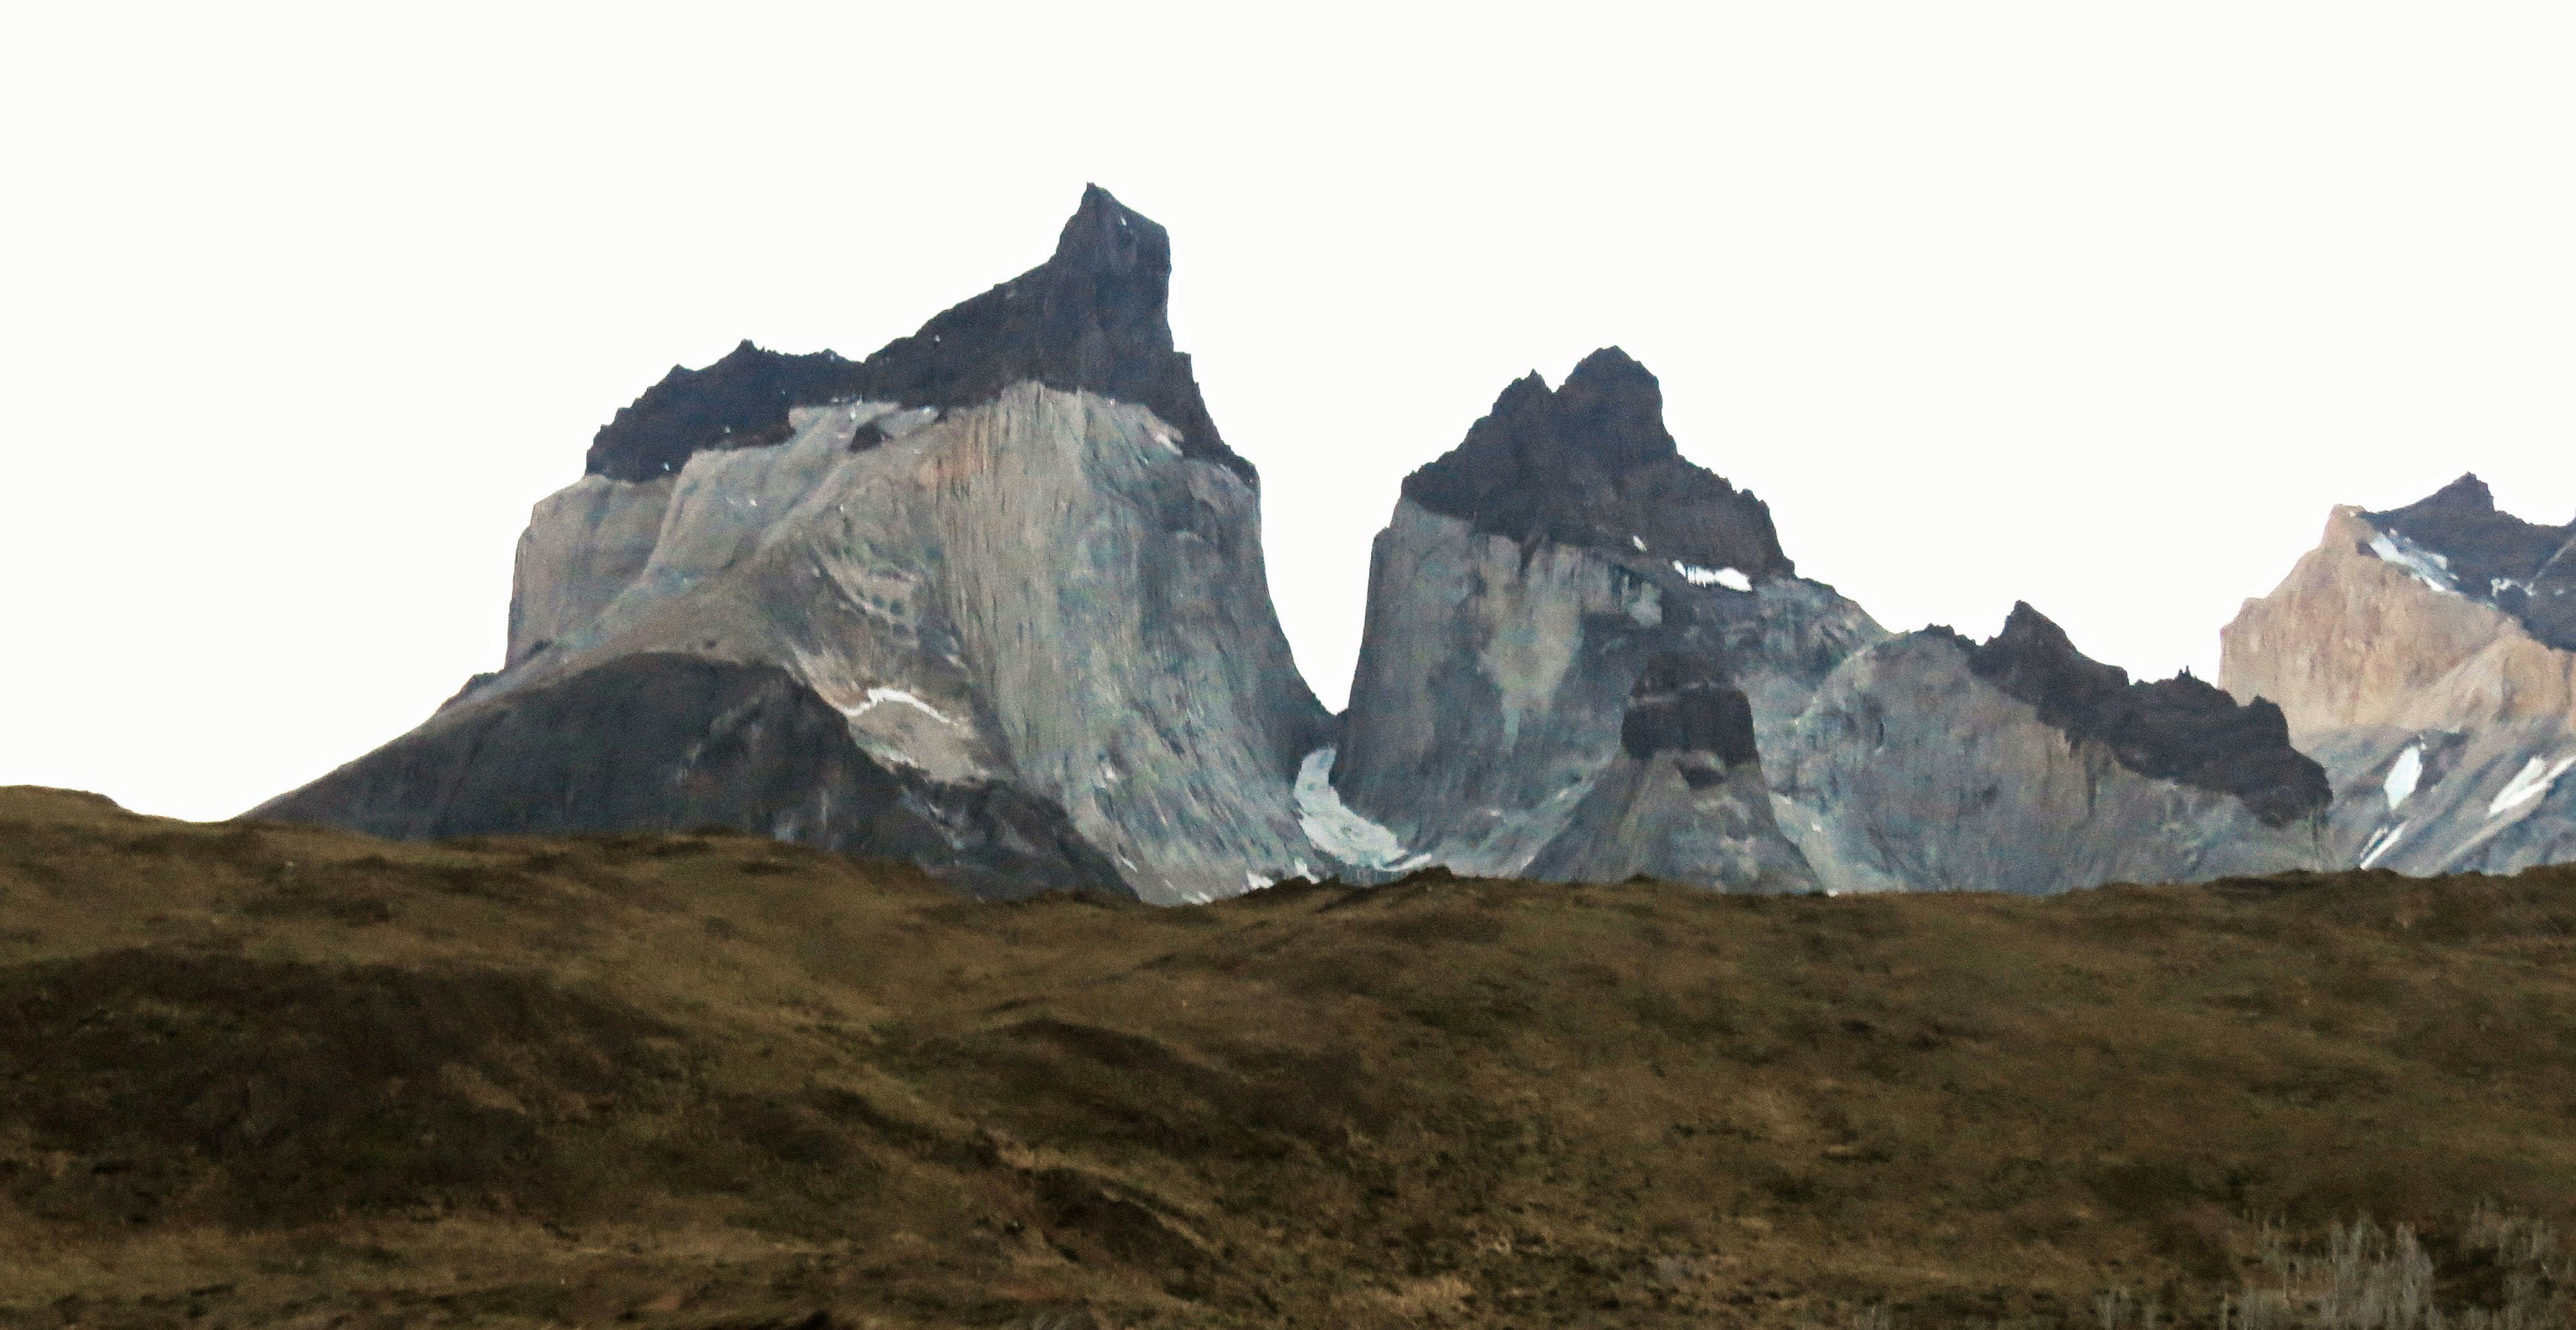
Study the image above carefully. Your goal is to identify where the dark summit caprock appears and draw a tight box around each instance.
[1400,347,1791,576]
[1968,603,2330,827]
[585,185,1246,486]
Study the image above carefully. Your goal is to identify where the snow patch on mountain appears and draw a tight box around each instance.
[1673,562,1753,592]
[1295,747,1421,872]
[2359,821,2406,869]
[2367,531,2459,596]
[2489,754,2576,817]
[2384,744,2424,809]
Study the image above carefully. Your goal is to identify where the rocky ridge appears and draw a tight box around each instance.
[1773,608,2327,895]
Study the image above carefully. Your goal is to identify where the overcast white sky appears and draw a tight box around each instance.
[4,4,2572,821]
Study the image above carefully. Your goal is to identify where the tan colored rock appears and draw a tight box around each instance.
[2222,501,2576,875]
[2222,507,2576,740]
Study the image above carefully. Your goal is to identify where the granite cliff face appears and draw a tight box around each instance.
[1330,350,1876,889]
[2222,476,2576,874]
[1772,606,2328,894]
[260,188,1331,903]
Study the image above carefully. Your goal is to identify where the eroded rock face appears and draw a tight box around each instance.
[1332,352,1878,888]
[262,189,1329,903]
[2222,480,2576,875]
[1774,615,2326,895]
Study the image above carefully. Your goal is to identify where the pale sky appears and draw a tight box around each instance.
[4,5,2572,821]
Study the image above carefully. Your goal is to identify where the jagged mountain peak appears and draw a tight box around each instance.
[1049,183,1169,279]
[586,186,1246,486]
[2398,472,2498,515]
[1401,348,1791,576]
[1966,602,2328,826]
[2365,473,2576,650]
[1971,601,2133,700]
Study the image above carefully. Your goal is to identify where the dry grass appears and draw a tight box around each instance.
[1,785,2573,1327]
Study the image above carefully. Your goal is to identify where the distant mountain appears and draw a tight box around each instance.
[253,192,2574,900]
[2224,474,2576,874]
[260,187,1330,903]
[1334,350,2327,894]
[1328,349,1872,890]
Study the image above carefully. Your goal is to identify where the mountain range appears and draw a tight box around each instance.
[257,187,2576,900]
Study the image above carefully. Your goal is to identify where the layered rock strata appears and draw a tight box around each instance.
[261,188,1331,903]
[1772,606,2329,894]
[1332,350,1878,888]
[2222,476,2576,874]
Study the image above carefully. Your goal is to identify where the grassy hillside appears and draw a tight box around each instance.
[1,785,2571,1329]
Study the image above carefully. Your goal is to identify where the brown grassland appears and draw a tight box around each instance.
[0,785,2571,1329]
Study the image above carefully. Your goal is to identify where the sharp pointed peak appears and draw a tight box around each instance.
[1047,184,1170,278]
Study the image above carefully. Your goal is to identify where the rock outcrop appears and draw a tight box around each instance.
[1521,655,1818,892]
[1772,606,2328,894]
[1331,350,1875,889]
[260,187,1331,903]
[2222,476,2576,874]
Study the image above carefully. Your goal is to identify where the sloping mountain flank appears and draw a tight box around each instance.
[2224,478,2576,876]
[584,184,1240,486]
[261,187,1330,904]
[11,786,2576,1328]
[1773,605,2328,894]
[1330,350,1881,886]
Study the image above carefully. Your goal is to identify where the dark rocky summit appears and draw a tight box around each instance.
[583,342,868,481]
[2366,473,2576,650]
[1400,348,1792,576]
[1967,603,2329,826]
[586,185,1245,486]
[263,654,1128,900]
